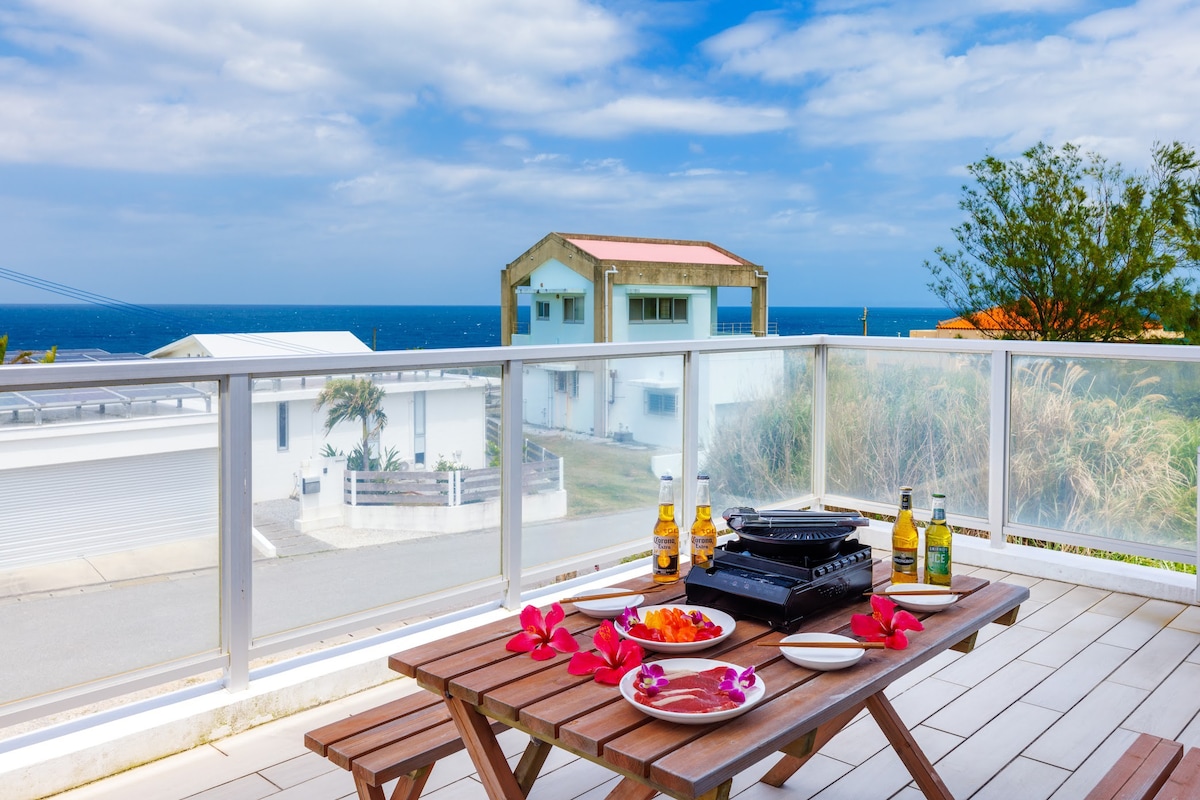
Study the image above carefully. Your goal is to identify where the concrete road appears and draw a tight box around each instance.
[1,507,656,706]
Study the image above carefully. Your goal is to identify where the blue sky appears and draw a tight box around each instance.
[1,0,1198,307]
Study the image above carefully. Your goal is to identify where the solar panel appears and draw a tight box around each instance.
[17,387,125,408]
[118,385,209,402]
[1,349,213,423]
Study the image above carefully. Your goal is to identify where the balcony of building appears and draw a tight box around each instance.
[1,334,1197,800]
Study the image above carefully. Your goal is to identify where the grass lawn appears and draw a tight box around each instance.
[526,432,661,517]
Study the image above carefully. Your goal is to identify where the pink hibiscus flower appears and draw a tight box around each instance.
[568,620,644,684]
[850,594,925,649]
[506,603,579,660]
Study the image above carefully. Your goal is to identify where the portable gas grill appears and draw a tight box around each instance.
[684,507,876,632]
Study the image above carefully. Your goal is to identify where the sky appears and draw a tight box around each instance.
[1,0,1199,308]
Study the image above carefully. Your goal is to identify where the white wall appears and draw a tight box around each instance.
[525,260,594,346]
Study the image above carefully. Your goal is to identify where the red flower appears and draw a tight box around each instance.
[850,595,924,649]
[568,620,644,684]
[506,603,579,660]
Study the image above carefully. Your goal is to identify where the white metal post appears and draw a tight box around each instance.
[681,350,700,535]
[220,374,253,692]
[988,349,1010,548]
[501,360,524,609]
[812,344,828,507]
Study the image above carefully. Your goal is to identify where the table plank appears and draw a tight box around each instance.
[389,575,674,679]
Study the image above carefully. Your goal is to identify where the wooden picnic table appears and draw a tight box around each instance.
[389,561,1028,799]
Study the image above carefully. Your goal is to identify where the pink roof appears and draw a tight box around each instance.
[564,237,742,266]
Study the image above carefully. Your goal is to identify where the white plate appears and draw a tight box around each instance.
[619,657,766,724]
[615,604,735,653]
[778,633,866,670]
[880,583,960,612]
[572,590,645,619]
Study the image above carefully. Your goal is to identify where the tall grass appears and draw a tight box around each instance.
[1009,357,1199,548]
[702,351,813,509]
[825,350,991,516]
[702,347,1200,558]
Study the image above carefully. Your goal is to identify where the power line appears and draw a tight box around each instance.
[0,267,357,356]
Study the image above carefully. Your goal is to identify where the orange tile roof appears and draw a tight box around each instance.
[937,305,1166,332]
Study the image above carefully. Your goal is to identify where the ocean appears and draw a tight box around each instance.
[0,305,949,354]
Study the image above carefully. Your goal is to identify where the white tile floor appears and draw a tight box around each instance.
[41,567,1200,800]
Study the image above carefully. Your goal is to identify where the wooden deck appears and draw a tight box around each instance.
[45,565,1200,800]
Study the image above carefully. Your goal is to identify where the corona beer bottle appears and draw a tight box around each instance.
[689,474,716,570]
[652,475,680,583]
[891,486,919,583]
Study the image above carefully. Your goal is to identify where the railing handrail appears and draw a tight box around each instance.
[7,333,1200,394]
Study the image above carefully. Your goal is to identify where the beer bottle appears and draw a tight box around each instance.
[689,474,716,570]
[924,492,953,586]
[891,486,919,583]
[652,475,680,583]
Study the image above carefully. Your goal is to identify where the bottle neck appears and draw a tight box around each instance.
[931,496,946,522]
[900,492,912,511]
[658,478,674,506]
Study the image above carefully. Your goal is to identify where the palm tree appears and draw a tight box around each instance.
[1,334,57,364]
[315,377,388,470]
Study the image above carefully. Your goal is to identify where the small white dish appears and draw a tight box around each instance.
[880,583,960,612]
[572,590,645,619]
[619,657,765,724]
[778,633,866,670]
[616,605,736,653]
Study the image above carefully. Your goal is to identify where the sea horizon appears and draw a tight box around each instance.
[0,303,952,354]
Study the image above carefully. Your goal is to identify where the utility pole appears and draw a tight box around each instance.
[860,307,868,336]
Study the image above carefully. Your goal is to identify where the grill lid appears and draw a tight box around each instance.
[722,507,868,560]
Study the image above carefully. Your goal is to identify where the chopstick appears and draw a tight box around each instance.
[563,586,667,604]
[759,640,886,649]
[869,588,962,597]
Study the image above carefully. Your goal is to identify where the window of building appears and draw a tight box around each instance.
[276,402,289,450]
[645,389,677,416]
[554,371,579,397]
[629,296,688,323]
[536,300,550,320]
[563,296,584,324]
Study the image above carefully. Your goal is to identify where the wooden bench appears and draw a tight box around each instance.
[1154,747,1200,800]
[1085,733,1184,800]
[304,689,545,800]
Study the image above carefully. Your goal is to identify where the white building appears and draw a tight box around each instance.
[500,233,780,455]
[0,333,494,570]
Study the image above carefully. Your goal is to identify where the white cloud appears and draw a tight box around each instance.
[705,0,1200,163]
[0,0,638,171]
[542,95,791,137]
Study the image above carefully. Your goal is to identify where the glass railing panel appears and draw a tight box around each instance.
[519,354,683,574]
[1009,355,1200,551]
[825,347,991,517]
[250,368,503,641]
[0,381,220,709]
[699,347,814,511]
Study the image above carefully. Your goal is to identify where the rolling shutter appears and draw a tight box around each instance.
[0,449,218,570]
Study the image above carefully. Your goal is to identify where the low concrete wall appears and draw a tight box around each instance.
[299,490,568,534]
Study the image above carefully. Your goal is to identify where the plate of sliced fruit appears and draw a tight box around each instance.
[614,605,734,653]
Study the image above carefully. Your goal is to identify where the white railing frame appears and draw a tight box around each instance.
[3,333,1200,727]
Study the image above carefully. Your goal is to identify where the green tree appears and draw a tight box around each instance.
[315,377,388,470]
[926,141,1200,342]
[1,334,56,364]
